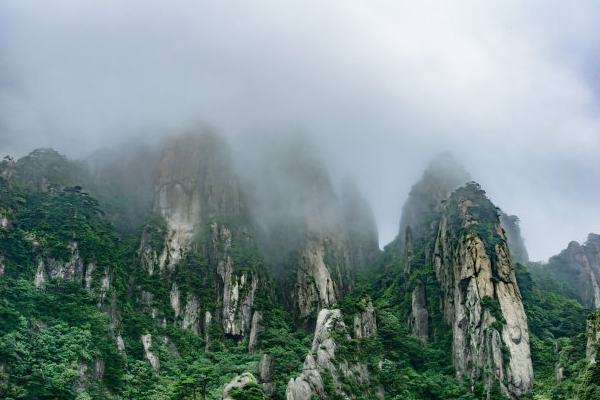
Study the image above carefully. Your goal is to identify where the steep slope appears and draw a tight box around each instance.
[397,152,470,251]
[545,234,600,310]
[387,154,533,398]
[135,132,268,344]
[433,183,533,398]
[286,302,381,400]
[0,159,124,397]
[238,135,375,326]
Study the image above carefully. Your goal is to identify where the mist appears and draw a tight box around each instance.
[1,0,600,261]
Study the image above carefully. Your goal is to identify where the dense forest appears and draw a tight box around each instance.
[0,137,599,400]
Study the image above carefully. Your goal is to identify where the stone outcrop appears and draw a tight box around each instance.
[286,307,380,400]
[397,152,470,251]
[408,284,429,343]
[136,132,266,342]
[139,133,243,275]
[141,333,160,372]
[293,237,351,320]
[547,234,600,310]
[587,310,600,363]
[222,373,259,400]
[34,241,86,287]
[240,136,360,324]
[433,183,533,398]
[259,353,275,398]
[73,360,105,393]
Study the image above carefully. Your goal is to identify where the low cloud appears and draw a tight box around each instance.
[1,0,599,260]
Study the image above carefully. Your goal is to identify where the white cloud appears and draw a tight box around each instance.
[1,0,599,260]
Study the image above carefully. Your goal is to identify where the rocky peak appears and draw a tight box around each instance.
[239,135,356,324]
[397,152,470,251]
[10,148,80,191]
[141,132,244,273]
[587,309,600,364]
[433,183,533,398]
[286,307,380,400]
[137,131,265,342]
[547,234,600,310]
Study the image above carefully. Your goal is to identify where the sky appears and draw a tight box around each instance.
[1,0,600,261]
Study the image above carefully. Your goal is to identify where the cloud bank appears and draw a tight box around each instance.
[1,0,600,260]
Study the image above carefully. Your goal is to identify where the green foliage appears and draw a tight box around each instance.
[228,380,265,400]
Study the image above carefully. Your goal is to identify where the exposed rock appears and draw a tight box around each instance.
[294,240,341,319]
[73,360,104,393]
[248,311,263,352]
[213,221,259,338]
[286,308,379,400]
[136,132,266,341]
[117,335,126,352]
[34,241,86,287]
[587,310,600,363]
[499,212,529,264]
[259,353,275,397]
[259,353,274,382]
[547,234,600,310]
[34,260,47,287]
[408,285,429,343]
[554,364,563,383]
[0,213,12,229]
[403,226,414,275]
[397,152,470,251]
[222,373,259,400]
[353,300,377,339]
[238,135,356,323]
[139,132,243,275]
[204,311,213,351]
[433,183,533,398]
[0,255,4,279]
[141,334,160,372]
[181,294,200,334]
[170,283,180,318]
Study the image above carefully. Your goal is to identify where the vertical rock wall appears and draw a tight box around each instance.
[433,185,533,398]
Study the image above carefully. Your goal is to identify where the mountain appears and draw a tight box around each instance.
[0,138,598,400]
[432,183,533,397]
[544,234,600,310]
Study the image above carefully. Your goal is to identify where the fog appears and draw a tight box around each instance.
[1,0,600,261]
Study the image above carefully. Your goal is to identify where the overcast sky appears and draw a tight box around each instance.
[1,0,600,261]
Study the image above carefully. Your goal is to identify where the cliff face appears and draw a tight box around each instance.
[240,136,370,324]
[547,234,600,310]
[433,183,533,398]
[587,309,600,364]
[286,304,381,400]
[137,132,265,341]
[397,152,470,251]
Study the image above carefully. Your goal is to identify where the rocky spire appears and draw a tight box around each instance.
[397,152,470,251]
[433,183,533,398]
[547,234,600,310]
